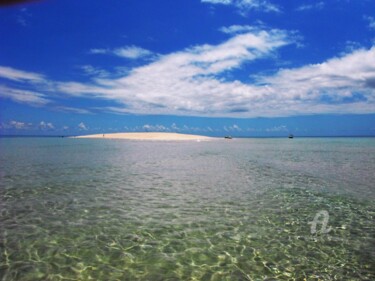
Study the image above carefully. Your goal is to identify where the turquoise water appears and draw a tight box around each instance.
[0,137,374,280]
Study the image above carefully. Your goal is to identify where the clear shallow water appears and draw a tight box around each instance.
[0,137,374,280]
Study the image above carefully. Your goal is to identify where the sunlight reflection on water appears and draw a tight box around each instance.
[0,137,374,280]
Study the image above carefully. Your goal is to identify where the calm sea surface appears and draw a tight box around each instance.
[0,137,374,280]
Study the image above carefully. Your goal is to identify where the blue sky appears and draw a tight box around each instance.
[1,0,375,136]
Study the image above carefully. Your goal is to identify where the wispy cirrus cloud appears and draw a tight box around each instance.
[202,0,280,14]
[79,65,110,78]
[0,85,50,105]
[0,68,91,112]
[89,45,154,59]
[219,24,263,34]
[89,48,108,55]
[296,2,325,11]
[55,106,92,114]
[202,0,231,4]
[0,66,44,82]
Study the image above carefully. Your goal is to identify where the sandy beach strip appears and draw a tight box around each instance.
[73,132,215,141]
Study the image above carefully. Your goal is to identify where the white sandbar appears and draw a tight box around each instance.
[74,132,214,141]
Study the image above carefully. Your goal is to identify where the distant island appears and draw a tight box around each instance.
[73,132,214,141]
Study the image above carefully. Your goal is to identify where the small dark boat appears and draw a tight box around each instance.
[288,134,294,139]
[224,136,232,139]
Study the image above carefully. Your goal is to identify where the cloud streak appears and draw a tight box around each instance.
[0,85,50,105]
[89,45,154,59]
[202,0,280,14]
[296,2,325,11]
[0,66,44,82]
[219,24,265,34]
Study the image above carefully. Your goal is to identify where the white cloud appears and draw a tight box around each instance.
[143,124,169,132]
[55,106,91,114]
[10,121,30,129]
[1,28,375,118]
[263,47,375,93]
[50,28,292,117]
[224,124,242,131]
[89,48,108,54]
[0,66,44,82]
[202,0,280,14]
[265,125,288,132]
[202,0,232,4]
[114,46,153,59]
[0,85,50,105]
[39,121,54,130]
[296,2,325,11]
[219,25,261,34]
[118,123,211,133]
[79,65,110,78]
[1,120,33,130]
[78,122,88,130]
[168,123,209,132]
[236,0,280,13]
[342,41,363,54]
[86,29,288,115]
[99,44,375,117]
[364,15,375,30]
[1,120,68,132]
[259,47,375,114]
[0,67,50,107]
[89,45,154,60]
[171,123,179,131]
[132,123,202,133]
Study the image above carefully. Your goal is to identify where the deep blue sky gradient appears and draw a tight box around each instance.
[1,0,375,136]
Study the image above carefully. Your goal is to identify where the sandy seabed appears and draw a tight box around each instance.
[73,132,215,141]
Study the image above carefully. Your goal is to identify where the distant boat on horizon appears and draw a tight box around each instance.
[224,136,233,139]
[288,134,294,139]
